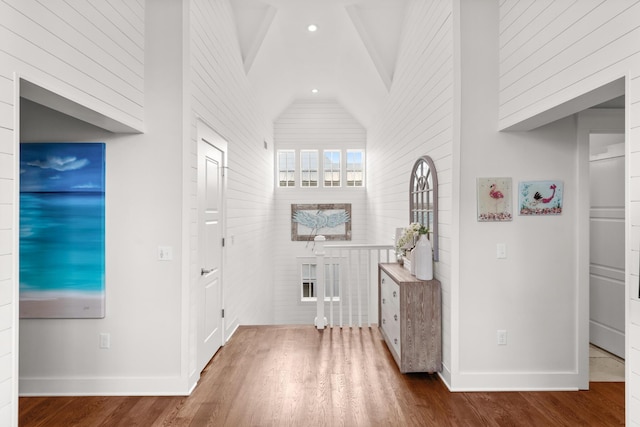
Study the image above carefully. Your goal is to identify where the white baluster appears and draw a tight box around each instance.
[314,235,327,330]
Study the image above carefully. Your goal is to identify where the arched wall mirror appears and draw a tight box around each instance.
[409,155,438,262]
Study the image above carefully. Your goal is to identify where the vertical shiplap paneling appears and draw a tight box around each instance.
[628,68,640,427]
[273,99,367,325]
[498,0,640,130]
[0,69,13,426]
[190,0,274,355]
[367,0,454,378]
[0,0,144,129]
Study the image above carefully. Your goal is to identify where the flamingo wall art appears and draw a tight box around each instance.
[518,181,563,215]
[477,177,513,222]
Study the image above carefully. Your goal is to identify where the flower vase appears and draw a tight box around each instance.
[414,234,433,280]
[408,249,415,275]
[402,250,414,274]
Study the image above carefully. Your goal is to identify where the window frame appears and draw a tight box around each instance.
[276,150,296,188]
[299,257,342,302]
[346,149,365,187]
[323,149,342,188]
[300,149,319,188]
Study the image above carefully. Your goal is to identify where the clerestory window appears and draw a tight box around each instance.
[346,150,364,187]
[300,150,319,187]
[323,150,341,187]
[277,150,295,187]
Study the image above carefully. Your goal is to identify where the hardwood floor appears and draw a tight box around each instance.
[20,325,625,426]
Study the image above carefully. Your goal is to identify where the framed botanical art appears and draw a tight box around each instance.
[477,177,512,222]
[291,203,351,241]
[518,180,563,215]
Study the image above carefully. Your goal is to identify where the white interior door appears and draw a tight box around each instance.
[589,134,625,358]
[197,131,225,372]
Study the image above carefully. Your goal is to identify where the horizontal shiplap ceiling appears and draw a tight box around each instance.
[230,0,408,128]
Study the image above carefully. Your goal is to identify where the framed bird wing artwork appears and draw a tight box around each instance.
[518,180,563,215]
[477,177,513,222]
[291,203,351,241]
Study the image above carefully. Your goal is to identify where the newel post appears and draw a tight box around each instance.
[314,235,327,330]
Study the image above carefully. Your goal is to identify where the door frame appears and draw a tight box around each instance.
[576,108,625,389]
[195,119,228,368]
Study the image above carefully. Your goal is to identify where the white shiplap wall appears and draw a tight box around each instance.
[189,0,274,379]
[367,0,454,383]
[498,0,640,130]
[0,1,144,424]
[0,71,15,426]
[273,99,367,325]
[629,68,640,427]
[0,0,145,130]
[499,1,640,424]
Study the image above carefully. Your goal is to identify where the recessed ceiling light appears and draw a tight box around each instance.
[307,24,318,32]
[311,88,319,94]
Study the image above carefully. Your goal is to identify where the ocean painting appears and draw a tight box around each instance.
[20,143,105,318]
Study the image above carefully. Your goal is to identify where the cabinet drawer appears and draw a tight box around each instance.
[380,271,400,310]
[380,287,399,313]
[380,299,401,356]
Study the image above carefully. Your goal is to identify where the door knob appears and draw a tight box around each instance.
[201,268,213,275]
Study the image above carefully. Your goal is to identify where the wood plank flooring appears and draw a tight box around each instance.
[20,325,625,426]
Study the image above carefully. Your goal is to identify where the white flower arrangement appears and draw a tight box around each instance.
[396,222,429,255]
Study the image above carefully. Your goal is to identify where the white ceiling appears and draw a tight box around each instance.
[230,0,408,128]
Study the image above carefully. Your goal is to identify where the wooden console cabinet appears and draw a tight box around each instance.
[378,263,442,373]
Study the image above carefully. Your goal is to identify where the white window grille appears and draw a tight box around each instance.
[300,261,340,301]
[323,150,341,187]
[300,150,319,187]
[277,150,295,187]
[346,149,364,187]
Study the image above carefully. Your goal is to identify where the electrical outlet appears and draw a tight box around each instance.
[497,330,507,345]
[100,333,110,349]
[158,246,173,261]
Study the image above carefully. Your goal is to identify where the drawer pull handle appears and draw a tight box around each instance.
[394,314,398,322]
[392,291,397,298]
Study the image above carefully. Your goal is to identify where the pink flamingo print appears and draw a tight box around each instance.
[533,184,557,204]
[489,183,504,213]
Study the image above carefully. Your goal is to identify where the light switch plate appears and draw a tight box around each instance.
[496,243,506,259]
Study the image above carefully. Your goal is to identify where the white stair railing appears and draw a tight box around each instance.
[313,235,394,329]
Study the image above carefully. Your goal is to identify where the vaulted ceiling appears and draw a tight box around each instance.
[230,0,408,128]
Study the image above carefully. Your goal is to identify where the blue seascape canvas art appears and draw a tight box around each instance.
[20,143,105,318]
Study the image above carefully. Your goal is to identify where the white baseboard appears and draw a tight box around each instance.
[439,363,452,390]
[447,371,581,392]
[19,375,192,397]
[225,320,239,343]
[590,321,624,359]
[437,364,581,392]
